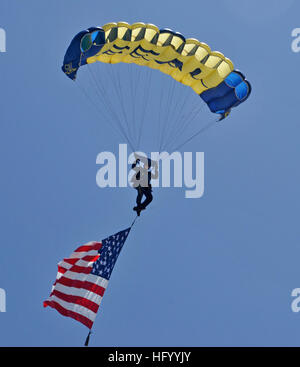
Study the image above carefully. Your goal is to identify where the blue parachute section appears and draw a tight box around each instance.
[62,28,105,80]
[200,70,251,116]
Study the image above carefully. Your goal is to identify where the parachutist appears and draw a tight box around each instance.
[131,153,158,215]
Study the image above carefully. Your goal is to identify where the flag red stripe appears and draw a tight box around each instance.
[57,265,68,274]
[69,265,93,274]
[81,255,100,262]
[50,289,100,313]
[58,265,93,275]
[57,255,99,274]
[74,243,102,253]
[62,258,78,266]
[55,276,106,297]
[61,255,99,267]
[44,300,93,329]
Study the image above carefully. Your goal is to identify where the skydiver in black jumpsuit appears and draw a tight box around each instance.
[131,153,158,216]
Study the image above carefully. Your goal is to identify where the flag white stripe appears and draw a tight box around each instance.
[58,257,97,273]
[69,249,99,259]
[53,282,103,305]
[48,294,97,322]
[56,271,109,289]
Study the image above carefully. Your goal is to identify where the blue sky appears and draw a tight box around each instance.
[1,0,300,346]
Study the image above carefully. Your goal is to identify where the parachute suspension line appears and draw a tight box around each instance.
[157,77,173,153]
[166,102,206,152]
[98,64,134,151]
[161,85,191,150]
[182,99,205,124]
[160,82,195,152]
[162,77,178,151]
[104,63,152,152]
[75,80,124,144]
[156,76,166,152]
[87,65,135,152]
[131,66,142,147]
[158,77,177,153]
[169,104,205,151]
[159,78,181,152]
[106,64,134,150]
[86,64,128,139]
[176,96,206,130]
[171,118,217,152]
[136,67,153,151]
[127,64,137,146]
[129,64,142,148]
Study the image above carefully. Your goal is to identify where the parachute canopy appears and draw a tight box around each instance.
[62,21,251,119]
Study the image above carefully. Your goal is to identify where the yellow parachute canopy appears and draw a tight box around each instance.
[84,21,234,95]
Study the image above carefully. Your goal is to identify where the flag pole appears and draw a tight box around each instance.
[84,330,92,346]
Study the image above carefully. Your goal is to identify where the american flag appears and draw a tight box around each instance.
[44,227,131,329]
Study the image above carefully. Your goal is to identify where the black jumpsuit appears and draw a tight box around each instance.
[135,168,153,210]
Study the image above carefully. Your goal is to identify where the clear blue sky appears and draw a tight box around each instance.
[1,0,300,346]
